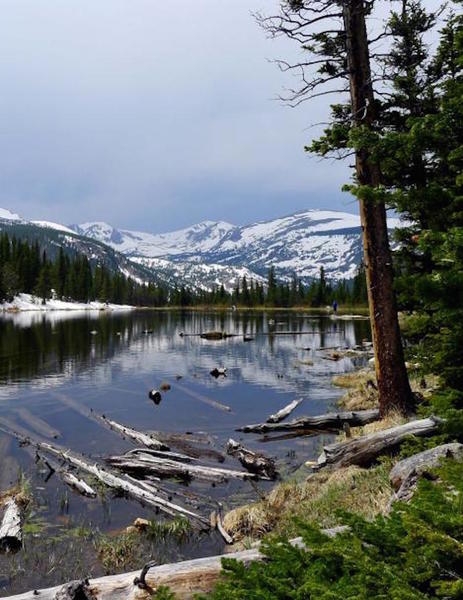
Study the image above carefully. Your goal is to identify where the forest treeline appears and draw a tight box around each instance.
[0,232,368,308]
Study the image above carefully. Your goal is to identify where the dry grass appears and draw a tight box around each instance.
[333,369,379,410]
[224,366,440,546]
[0,475,31,509]
[333,368,440,412]
[223,462,392,542]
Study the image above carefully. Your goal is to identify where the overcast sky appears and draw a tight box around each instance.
[0,0,443,232]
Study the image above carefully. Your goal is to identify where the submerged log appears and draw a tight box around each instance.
[316,416,443,470]
[0,498,22,552]
[172,381,231,412]
[5,527,348,600]
[106,451,266,482]
[96,415,169,451]
[267,399,302,424]
[238,409,380,434]
[226,439,277,479]
[389,442,463,502]
[149,430,225,462]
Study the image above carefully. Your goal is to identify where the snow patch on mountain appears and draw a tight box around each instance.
[32,220,76,234]
[0,208,21,221]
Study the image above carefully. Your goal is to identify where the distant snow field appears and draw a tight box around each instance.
[1,293,134,313]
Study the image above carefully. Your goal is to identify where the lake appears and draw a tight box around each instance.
[0,309,370,596]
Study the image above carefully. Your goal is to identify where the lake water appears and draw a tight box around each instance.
[0,309,370,596]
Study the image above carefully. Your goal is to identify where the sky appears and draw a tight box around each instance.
[0,0,443,232]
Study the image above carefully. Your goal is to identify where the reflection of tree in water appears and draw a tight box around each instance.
[0,311,371,390]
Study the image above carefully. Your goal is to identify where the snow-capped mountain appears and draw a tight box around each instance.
[70,220,235,258]
[1,206,401,291]
[71,209,400,284]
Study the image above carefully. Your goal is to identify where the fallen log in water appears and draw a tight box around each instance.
[149,430,225,462]
[36,451,98,498]
[226,439,277,479]
[267,399,302,424]
[0,419,208,525]
[126,447,195,463]
[5,527,348,599]
[61,473,97,498]
[0,498,22,552]
[106,451,267,482]
[238,409,380,434]
[316,416,444,470]
[37,443,209,525]
[96,414,169,451]
[389,442,463,502]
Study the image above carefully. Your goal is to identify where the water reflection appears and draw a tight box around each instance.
[0,310,371,596]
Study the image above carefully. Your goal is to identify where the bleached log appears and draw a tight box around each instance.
[316,416,444,470]
[226,439,277,479]
[216,512,233,544]
[238,409,380,434]
[106,451,267,482]
[126,447,195,463]
[0,498,22,552]
[37,443,209,525]
[4,527,348,599]
[96,415,169,451]
[267,399,302,423]
[389,442,463,502]
[61,473,97,498]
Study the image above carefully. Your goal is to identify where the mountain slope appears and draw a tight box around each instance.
[72,209,400,283]
[0,210,156,286]
[1,207,401,291]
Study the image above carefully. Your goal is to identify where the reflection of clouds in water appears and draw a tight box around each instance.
[0,312,370,401]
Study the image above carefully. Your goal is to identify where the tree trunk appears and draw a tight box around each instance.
[343,0,413,416]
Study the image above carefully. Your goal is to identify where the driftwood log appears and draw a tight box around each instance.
[389,442,463,502]
[226,439,277,479]
[96,415,169,451]
[126,447,194,463]
[0,498,22,552]
[316,416,444,470]
[4,528,348,599]
[238,409,380,434]
[267,399,302,424]
[37,443,209,525]
[61,473,97,498]
[106,451,267,482]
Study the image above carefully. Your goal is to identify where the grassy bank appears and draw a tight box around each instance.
[223,365,439,545]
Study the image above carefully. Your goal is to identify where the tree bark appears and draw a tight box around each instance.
[343,0,413,416]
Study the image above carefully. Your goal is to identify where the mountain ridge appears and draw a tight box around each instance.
[1,207,402,290]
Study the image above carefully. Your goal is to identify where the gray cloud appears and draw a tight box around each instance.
[0,0,444,231]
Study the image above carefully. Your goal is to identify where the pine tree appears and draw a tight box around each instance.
[258,0,415,415]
